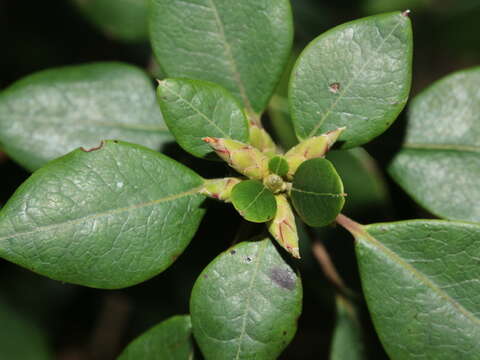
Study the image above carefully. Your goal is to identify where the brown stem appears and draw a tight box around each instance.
[335,213,365,238]
[311,240,355,299]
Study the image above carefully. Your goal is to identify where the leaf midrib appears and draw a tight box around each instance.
[3,114,169,133]
[403,143,480,154]
[307,16,405,138]
[360,228,480,326]
[0,186,203,243]
[292,188,344,197]
[235,240,268,359]
[206,0,254,115]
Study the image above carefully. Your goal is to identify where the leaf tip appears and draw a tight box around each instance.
[401,9,411,17]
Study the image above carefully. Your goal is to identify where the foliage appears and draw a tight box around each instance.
[0,1,478,359]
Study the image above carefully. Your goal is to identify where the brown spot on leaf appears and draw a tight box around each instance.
[329,82,340,94]
[246,256,252,262]
[203,274,208,279]
[80,140,105,152]
[230,250,236,255]
[269,266,296,290]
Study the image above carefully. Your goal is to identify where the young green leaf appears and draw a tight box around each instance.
[150,0,294,115]
[118,315,194,360]
[268,156,289,178]
[157,79,249,159]
[289,12,413,148]
[291,158,345,227]
[0,299,52,360]
[268,195,300,258]
[389,67,480,223]
[0,62,171,171]
[70,0,149,42]
[346,218,480,359]
[190,238,302,359]
[330,296,366,360]
[0,141,206,289]
[231,180,277,223]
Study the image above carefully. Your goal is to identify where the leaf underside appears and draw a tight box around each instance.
[0,62,171,171]
[389,67,480,223]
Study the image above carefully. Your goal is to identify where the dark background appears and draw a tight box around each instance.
[0,0,479,359]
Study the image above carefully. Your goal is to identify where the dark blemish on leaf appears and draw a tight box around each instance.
[269,266,296,291]
[246,256,252,262]
[230,250,236,255]
[203,274,208,279]
[402,9,411,17]
[329,82,340,94]
[113,140,119,144]
[80,140,105,152]
[283,331,287,336]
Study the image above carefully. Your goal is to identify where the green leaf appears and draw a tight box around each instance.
[330,296,366,360]
[118,315,194,360]
[291,158,345,227]
[0,141,205,289]
[268,156,289,177]
[0,299,52,360]
[389,67,480,223]
[190,238,302,359]
[157,79,249,159]
[350,219,480,359]
[289,12,413,148]
[231,180,277,223]
[327,148,390,217]
[0,62,171,171]
[71,0,149,42]
[150,0,294,115]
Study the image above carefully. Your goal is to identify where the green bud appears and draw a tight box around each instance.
[263,174,284,194]
[203,137,269,180]
[284,127,345,178]
[200,178,242,202]
[249,123,277,156]
[268,195,300,258]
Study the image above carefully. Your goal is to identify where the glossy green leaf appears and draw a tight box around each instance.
[157,79,249,158]
[389,67,480,222]
[118,315,194,360]
[231,180,277,223]
[289,12,413,148]
[351,219,480,359]
[268,156,289,177]
[190,238,302,359]
[0,141,206,289]
[71,0,149,42]
[0,299,52,360]
[150,0,294,115]
[330,296,366,360]
[291,158,345,227]
[327,148,390,217]
[0,62,171,171]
